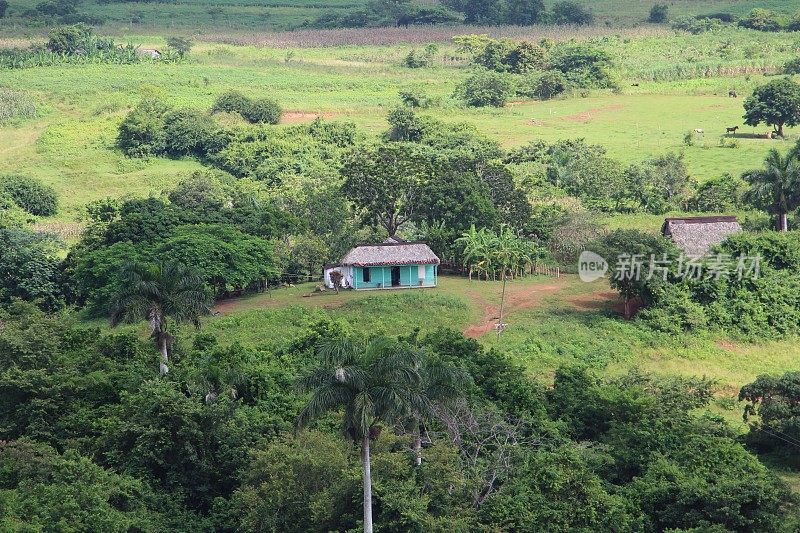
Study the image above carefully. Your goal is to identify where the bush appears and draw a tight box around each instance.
[783,57,800,75]
[0,175,58,216]
[46,24,92,54]
[738,8,783,32]
[648,4,668,23]
[211,90,251,115]
[241,98,282,124]
[672,16,722,34]
[163,109,221,157]
[550,1,594,25]
[0,228,63,310]
[517,71,570,99]
[689,174,744,212]
[549,44,615,89]
[117,99,170,157]
[454,69,514,107]
[403,44,437,68]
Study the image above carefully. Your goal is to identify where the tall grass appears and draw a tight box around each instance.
[0,88,36,123]
[199,24,669,47]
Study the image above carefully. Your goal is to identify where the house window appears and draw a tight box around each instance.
[363,267,371,283]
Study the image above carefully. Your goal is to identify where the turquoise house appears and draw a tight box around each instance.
[324,237,440,290]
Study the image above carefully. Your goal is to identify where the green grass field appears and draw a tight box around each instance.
[1,25,797,227]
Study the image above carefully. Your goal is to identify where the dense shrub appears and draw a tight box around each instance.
[648,3,668,23]
[454,69,514,107]
[403,44,437,68]
[689,173,744,212]
[211,90,251,114]
[740,372,800,460]
[210,91,281,125]
[241,98,282,124]
[550,1,594,25]
[549,44,616,89]
[117,99,170,157]
[163,109,223,157]
[516,70,570,99]
[783,57,800,75]
[672,15,722,34]
[641,232,800,338]
[0,228,63,310]
[738,8,783,32]
[0,174,58,216]
[443,0,545,25]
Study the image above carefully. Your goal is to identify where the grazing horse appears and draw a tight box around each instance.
[726,126,739,135]
[728,89,738,98]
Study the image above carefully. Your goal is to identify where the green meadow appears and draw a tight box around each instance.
[1,25,798,225]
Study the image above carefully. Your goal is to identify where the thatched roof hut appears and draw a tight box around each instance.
[661,216,742,256]
[324,237,440,290]
[339,237,440,267]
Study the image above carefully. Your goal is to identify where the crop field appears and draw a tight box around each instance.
[1,25,797,226]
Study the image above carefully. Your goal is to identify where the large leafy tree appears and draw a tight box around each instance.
[743,148,800,231]
[110,261,212,375]
[740,371,800,455]
[743,78,800,137]
[0,227,63,311]
[297,337,426,533]
[341,142,431,236]
[595,229,680,319]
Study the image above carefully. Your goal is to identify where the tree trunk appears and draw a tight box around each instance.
[412,426,422,467]
[497,272,507,339]
[779,212,789,232]
[623,297,632,320]
[777,123,785,137]
[361,436,374,533]
[158,334,169,375]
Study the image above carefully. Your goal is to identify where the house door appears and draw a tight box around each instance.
[391,266,401,287]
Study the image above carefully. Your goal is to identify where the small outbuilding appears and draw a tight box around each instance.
[324,237,440,290]
[661,216,742,256]
[137,48,162,59]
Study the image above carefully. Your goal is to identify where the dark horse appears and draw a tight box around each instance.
[728,89,738,98]
[726,126,739,135]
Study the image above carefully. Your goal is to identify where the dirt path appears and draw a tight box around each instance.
[463,278,566,338]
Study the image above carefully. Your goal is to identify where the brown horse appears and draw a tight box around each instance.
[726,126,739,135]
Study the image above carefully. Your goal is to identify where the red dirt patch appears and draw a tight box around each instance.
[463,279,565,338]
[715,340,742,352]
[282,111,339,123]
[562,104,624,123]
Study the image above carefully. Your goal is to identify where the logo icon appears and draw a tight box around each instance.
[578,251,608,282]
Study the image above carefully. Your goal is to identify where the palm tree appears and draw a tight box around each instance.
[407,354,469,466]
[743,148,800,232]
[110,261,212,375]
[297,337,425,533]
